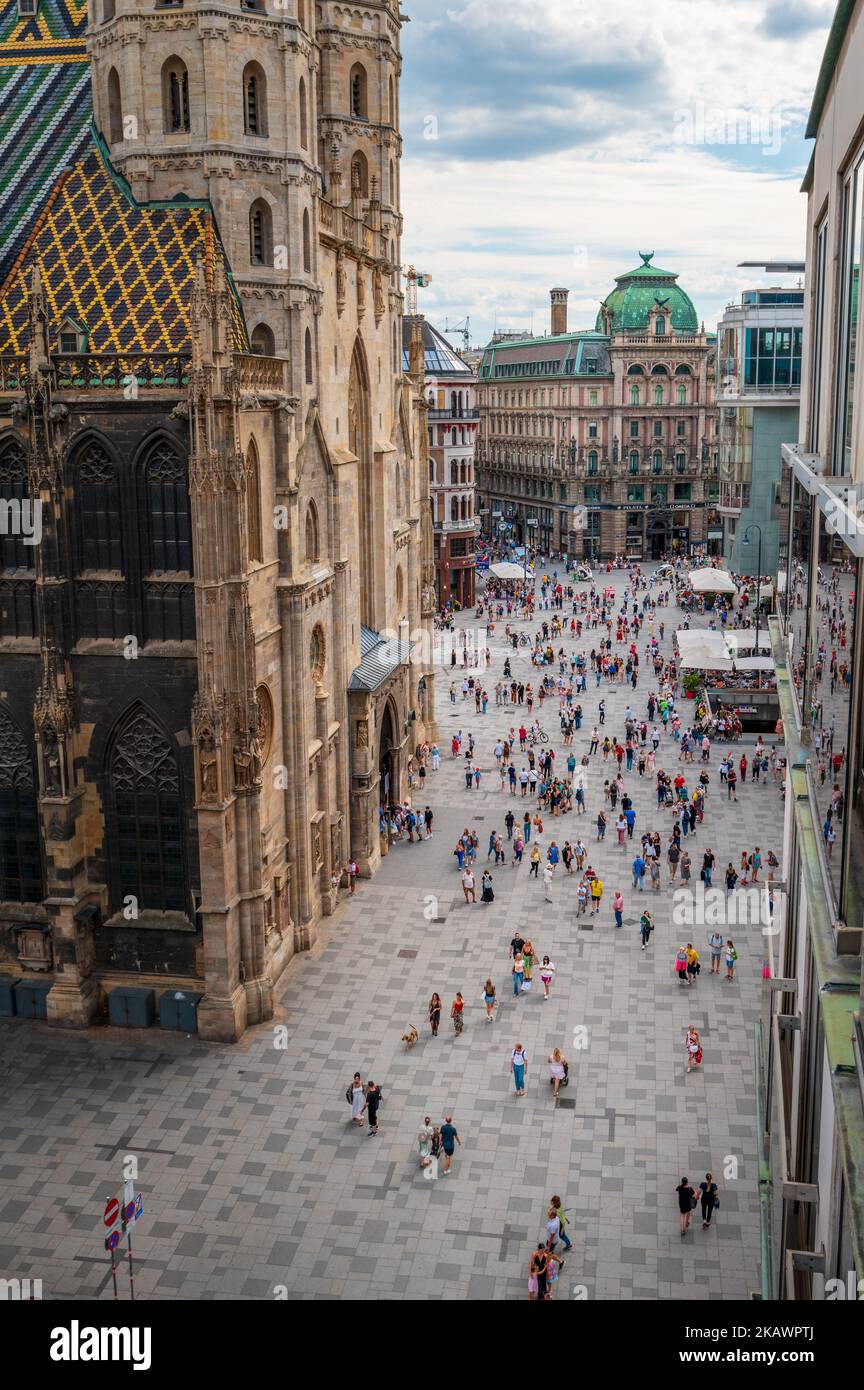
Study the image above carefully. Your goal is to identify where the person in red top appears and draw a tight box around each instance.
[519,725,528,750]
[739,753,747,783]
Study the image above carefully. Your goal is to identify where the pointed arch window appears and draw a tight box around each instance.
[0,707,43,904]
[0,438,35,573]
[350,64,368,119]
[75,441,122,573]
[304,501,319,563]
[243,63,267,136]
[106,707,187,915]
[143,440,191,574]
[249,200,272,266]
[299,76,308,149]
[304,328,313,385]
[350,151,369,199]
[107,67,123,143]
[246,441,263,563]
[302,208,311,272]
[250,323,275,356]
[163,58,190,134]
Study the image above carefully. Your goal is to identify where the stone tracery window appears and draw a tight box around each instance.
[106,706,187,915]
[75,440,122,573]
[144,440,191,574]
[0,707,42,904]
[0,438,34,573]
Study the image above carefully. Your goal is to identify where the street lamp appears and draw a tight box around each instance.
[742,523,763,655]
[525,516,538,594]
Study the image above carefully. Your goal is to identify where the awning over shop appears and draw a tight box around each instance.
[731,656,775,672]
[675,629,734,670]
[688,566,737,595]
[724,630,773,655]
[488,561,529,580]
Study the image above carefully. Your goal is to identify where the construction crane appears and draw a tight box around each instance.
[444,316,471,352]
[402,265,432,318]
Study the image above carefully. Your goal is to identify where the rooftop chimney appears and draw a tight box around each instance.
[551,287,569,337]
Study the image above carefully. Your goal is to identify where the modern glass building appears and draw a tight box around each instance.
[764,0,864,1301]
[717,288,803,578]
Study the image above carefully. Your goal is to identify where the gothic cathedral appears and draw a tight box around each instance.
[0,0,436,1041]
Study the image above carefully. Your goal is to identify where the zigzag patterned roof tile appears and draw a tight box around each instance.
[0,0,247,355]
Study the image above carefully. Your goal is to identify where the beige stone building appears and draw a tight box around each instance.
[476,261,721,561]
[0,0,435,1042]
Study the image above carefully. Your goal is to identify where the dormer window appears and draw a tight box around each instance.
[18,0,38,14]
[655,316,666,335]
[57,319,87,354]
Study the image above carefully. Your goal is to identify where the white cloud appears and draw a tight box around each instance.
[399,0,827,343]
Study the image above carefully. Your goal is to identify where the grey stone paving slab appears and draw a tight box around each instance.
[0,565,770,1300]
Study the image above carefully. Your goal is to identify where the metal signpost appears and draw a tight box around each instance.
[102,1175,144,1298]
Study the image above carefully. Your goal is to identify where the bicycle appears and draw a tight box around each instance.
[518,633,531,647]
[528,729,549,745]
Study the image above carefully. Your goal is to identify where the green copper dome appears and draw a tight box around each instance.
[595,252,699,334]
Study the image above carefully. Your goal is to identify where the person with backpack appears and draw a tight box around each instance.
[632,852,646,891]
[707,930,723,974]
[510,1043,528,1097]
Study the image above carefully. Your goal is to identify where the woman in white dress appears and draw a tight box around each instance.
[349,1074,366,1125]
[548,1048,567,1097]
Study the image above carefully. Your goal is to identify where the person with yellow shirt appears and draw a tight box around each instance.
[590,875,603,916]
[685,943,701,982]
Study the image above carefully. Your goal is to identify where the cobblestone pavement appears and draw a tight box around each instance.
[0,563,778,1300]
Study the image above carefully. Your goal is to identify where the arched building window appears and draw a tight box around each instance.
[249,200,272,266]
[162,58,190,133]
[75,440,122,573]
[0,438,35,573]
[350,150,368,199]
[243,63,267,136]
[654,385,663,405]
[246,440,263,563]
[299,76,308,149]
[304,328,313,384]
[629,450,640,473]
[302,209,311,272]
[144,440,191,574]
[0,707,43,904]
[250,323,275,356]
[630,385,640,405]
[107,67,123,143]
[106,706,187,915]
[305,502,319,563]
[350,64,368,119]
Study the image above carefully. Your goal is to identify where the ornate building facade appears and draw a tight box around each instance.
[0,0,435,1042]
[409,319,478,608]
[476,260,721,561]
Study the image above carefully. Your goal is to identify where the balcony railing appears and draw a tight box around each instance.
[53,353,191,390]
[428,407,480,421]
[318,196,389,261]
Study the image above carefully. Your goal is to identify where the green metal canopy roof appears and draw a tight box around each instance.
[595,252,699,334]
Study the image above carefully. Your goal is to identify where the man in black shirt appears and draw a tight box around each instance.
[510,931,525,959]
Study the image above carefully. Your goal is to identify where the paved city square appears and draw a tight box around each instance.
[0,564,776,1300]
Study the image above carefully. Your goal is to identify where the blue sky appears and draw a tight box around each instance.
[399,0,834,348]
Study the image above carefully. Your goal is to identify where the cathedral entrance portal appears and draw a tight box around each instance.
[378,701,398,807]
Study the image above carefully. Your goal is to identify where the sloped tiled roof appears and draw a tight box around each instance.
[0,0,91,287]
[0,0,247,355]
[0,134,248,353]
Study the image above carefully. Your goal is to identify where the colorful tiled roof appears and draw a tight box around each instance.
[0,0,91,287]
[0,132,247,353]
[0,0,247,355]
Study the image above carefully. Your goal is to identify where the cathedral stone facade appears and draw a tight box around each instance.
[0,0,435,1042]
